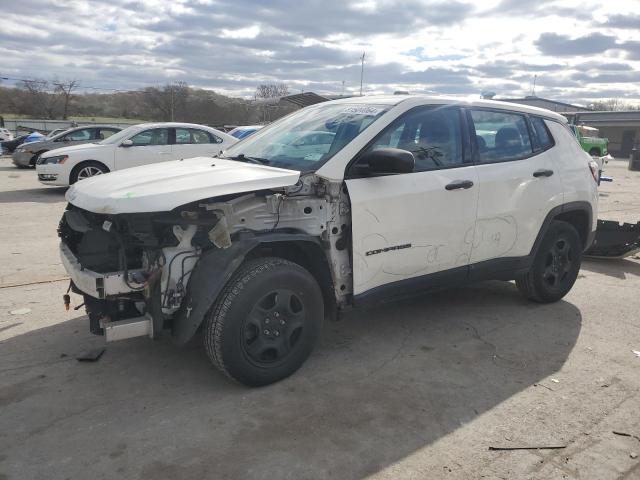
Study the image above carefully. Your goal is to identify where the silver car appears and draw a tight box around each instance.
[12,125,122,168]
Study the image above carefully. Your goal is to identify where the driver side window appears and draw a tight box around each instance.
[361,106,464,173]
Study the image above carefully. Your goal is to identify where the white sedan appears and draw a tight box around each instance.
[36,122,237,186]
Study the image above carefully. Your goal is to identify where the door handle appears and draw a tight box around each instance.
[533,169,554,178]
[445,180,474,190]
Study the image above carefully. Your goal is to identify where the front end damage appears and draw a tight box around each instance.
[58,175,353,344]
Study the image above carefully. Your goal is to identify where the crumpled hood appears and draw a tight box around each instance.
[66,157,301,214]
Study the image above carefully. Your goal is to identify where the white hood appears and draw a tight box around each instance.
[66,157,301,214]
[44,142,110,157]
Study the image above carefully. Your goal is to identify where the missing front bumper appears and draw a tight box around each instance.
[59,242,145,299]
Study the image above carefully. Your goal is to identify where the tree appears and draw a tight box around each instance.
[17,79,59,118]
[254,83,289,100]
[587,98,640,111]
[143,82,189,121]
[254,83,290,122]
[53,79,79,120]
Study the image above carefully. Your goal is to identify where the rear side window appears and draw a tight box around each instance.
[175,128,220,144]
[530,117,554,151]
[470,110,533,163]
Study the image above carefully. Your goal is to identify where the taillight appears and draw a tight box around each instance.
[589,160,600,184]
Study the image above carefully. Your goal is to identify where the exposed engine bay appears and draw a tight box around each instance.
[58,174,353,343]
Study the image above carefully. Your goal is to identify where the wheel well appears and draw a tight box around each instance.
[246,241,338,319]
[30,150,48,165]
[70,160,110,183]
[554,209,590,248]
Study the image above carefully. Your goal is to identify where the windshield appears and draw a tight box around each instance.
[222,103,390,171]
[99,125,142,145]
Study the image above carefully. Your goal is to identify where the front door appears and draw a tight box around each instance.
[115,127,172,170]
[345,106,478,297]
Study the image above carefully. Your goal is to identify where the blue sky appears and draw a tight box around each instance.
[1,0,639,104]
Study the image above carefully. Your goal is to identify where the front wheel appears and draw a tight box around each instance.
[70,161,109,184]
[204,257,324,387]
[516,220,582,303]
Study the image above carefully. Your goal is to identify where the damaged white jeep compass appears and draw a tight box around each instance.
[59,96,598,386]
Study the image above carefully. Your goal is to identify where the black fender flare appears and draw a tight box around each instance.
[529,201,594,257]
[172,232,323,346]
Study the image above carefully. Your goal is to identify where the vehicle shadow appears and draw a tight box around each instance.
[582,258,640,280]
[0,187,67,204]
[0,281,581,480]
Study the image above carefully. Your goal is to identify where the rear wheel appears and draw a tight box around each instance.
[70,161,109,184]
[516,220,582,303]
[204,257,323,387]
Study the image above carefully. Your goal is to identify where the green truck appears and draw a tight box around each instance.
[569,124,608,156]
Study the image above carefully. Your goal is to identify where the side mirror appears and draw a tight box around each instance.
[121,139,133,147]
[360,148,414,174]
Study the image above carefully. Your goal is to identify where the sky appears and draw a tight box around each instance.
[1,0,640,104]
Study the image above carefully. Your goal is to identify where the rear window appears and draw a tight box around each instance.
[531,117,554,151]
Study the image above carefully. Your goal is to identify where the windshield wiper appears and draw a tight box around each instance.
[224,154,270,165]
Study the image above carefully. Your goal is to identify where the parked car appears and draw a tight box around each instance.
[569,124,608,157]
[13,125,122,168]
[57,96,598,386]
[1,134,29,154]
[0,128,14,141]
[37,122,236,185]
[228,125,264,139]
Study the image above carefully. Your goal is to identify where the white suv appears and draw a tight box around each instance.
[57,96,598,386]
[36,122,236,186]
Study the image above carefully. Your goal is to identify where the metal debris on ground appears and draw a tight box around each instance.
[632,350,640,358]
[489,445,567,451]
[613,431,640,442]
[9,307,31,315]
[75,348,106,362]
[551,378,560,383]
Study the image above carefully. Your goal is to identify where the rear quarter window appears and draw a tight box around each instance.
[531,117,555,151]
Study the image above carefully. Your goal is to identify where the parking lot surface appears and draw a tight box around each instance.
[1,156,639,480]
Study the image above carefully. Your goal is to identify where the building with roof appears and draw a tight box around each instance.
[498,96,591,113]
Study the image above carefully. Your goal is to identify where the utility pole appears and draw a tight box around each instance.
[531,74,537,97]
[170,84,175,121]
[360,52,365,96]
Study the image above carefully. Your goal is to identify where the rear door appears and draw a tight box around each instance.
[346,105,478,297]
[115,127,172,170]
[173,127,226,159]
[467,109,564,269]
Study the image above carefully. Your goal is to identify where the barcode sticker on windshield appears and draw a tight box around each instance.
[342,106,385,116]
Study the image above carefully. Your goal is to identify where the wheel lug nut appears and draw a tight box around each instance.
[274,312,279,317]
[280,319,285,325]
[264,330,270,335]
[265,318,270,324]
[274,330,280,336]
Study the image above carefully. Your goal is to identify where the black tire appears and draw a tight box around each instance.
[204,257,323,387]
[70,161,109,184]
[516,220,582,303]
[589,148,601,157]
